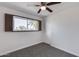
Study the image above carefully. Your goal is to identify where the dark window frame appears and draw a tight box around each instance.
[5,14,42,32]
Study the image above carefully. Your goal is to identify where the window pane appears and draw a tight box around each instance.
[28,19,39,30]
[13,16,28,31]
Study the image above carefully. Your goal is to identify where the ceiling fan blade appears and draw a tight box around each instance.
[47,2,61,6]
[46,7,53,12]
[38,9,41,13]
[41,2,46,6]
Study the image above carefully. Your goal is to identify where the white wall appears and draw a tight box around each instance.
[0,6,43,56]
[46,3,79,56]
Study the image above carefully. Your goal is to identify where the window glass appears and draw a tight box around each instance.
[13,16,28,31]
[28,19,39,30]
[13,16,40,31]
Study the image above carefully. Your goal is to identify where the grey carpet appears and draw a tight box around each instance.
[1,43,77,57]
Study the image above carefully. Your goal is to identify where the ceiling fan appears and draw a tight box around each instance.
[33,2,61,13]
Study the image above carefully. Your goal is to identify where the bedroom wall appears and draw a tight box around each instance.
[45,2,79,56]
[0,6,43,56]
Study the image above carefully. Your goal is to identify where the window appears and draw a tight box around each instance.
[13,16,41,31]
[27,19,39,30]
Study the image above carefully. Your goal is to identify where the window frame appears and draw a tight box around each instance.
[5,14,42,32]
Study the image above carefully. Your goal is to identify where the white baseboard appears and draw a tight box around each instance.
[0,41,42,56]
[49,43,78,57]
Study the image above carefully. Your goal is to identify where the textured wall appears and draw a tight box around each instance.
[46,3,79,56]
[0,6,43,56]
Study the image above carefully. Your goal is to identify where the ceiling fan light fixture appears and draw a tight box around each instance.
[41,6,46,10]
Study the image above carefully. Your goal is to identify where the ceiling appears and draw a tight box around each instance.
[0,2,63,17]
[0,2,79,17]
